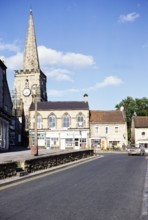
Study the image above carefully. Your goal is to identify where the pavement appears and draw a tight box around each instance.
[0,147,99,187]
[0,147,79,163]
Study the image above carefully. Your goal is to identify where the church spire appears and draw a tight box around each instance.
[23,9,40,71]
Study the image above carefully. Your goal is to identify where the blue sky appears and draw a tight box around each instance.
[0,0,148,110]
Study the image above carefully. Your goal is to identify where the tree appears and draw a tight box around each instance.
[115,96,148,141]
[115,97,136,128]
[135,97,148,116]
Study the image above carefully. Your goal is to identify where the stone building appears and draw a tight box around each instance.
[0,60,12,151]
[90,109,128,150]
[12,10,47,145]
[29,95,90,150]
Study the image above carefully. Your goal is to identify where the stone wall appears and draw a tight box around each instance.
[24,150,94,173]
[0,161,17,179]
[0,150,94,180]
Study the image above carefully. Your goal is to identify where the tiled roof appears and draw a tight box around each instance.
[134,116,148,128]
[90,110,125,123]
[30,101,89,111]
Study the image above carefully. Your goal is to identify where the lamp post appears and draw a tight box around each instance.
[31,85,38,156]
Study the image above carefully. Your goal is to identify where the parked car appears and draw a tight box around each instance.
[128,145,145,156]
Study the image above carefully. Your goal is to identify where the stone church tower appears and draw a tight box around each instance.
[13,10,47,131]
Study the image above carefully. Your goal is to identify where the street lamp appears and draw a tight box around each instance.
[31,85,38,156]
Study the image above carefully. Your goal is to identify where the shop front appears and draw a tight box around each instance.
[29,131,46,148]
[45,130,88,150]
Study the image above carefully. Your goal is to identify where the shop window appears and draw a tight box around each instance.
[91,139,100,148]
[50,138,58,146]
[80,138,86,148]
[65,138,73,146]
[37,133,45,140]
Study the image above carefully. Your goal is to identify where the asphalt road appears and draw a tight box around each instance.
[0,153,147,220]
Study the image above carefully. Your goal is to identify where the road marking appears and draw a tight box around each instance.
[0,155,103,191]
[141,161,148,219]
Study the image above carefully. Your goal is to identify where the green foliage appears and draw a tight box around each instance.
[135,97,148,116]
[115,96,136,128]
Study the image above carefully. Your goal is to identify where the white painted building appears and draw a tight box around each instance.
[131,116,148,150]
[90,110,128,150]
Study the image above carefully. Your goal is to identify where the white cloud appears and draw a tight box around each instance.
[0,52,23,70]
[38,45,95,68]
[45,68,73,81]
[0,40,20,52]
[0,42,95,81]
[47,76,123,97]
[96,76,123,88]
[119,12,140,23]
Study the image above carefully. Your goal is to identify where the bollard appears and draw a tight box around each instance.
[31,146,38,156]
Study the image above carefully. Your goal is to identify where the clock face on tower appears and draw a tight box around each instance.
[23,88,31,97]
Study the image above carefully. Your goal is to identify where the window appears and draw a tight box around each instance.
[77,113,84,128]
[106,127,108,134]
[142,132,145,136]
[63,114,70,128]
[65,138,73,146]
[0,121,2,147]
[4,105,8,112]
[49,114,56,129]
[115,126,118,133]
[37,133,45,139]
[51,138,58,146]
[95,126,99,133]
[37,114,43,129]
[0,121,2,137]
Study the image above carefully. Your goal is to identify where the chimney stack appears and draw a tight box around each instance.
[83,94,88,103]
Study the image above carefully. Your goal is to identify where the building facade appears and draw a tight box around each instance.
[12,10,47,145]
[90,110,128,150]
[29,96,90,150]
[0,60,12,151]
[131,116,148,149]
